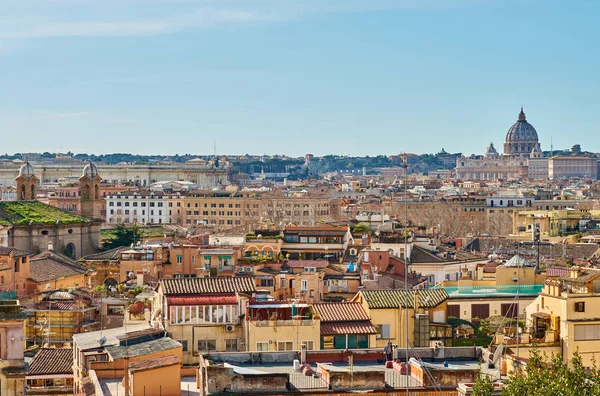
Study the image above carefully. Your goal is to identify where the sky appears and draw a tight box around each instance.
[0,0,599,157]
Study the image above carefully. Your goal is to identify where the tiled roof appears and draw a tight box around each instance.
[357,289,449,309]
[320,321,377,335]
[286,260,329,269]
[83,247,128,261]
[312,302,370,322]
[129,354,181,373]
[545,266,569,278]
[0,246,32,258]
[35,301,75,310]
[106,337,181,360]
[161,276,256,295]
[28,348,73,375]
[29,250,87,283]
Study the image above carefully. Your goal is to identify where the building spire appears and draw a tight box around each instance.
[518,106,526,121]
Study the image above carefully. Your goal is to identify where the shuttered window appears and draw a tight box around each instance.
[447,305,460,318]
[471,304,490,320]
[501,303,518,318]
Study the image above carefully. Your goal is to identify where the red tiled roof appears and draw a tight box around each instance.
[482,263,498,273]
[320,321,377,335]
[312,303,370,322]
[167,295,238,306]
[161,277,255,295]
[546,267,569,278]
[286,260,329,269]
[27,348,73,376]
[128,354,181,373]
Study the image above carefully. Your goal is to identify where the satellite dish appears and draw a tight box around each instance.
[492,344,504,364]
[45,283,51,291]
[98,336,106,346]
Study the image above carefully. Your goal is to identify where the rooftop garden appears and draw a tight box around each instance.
[0,201,91,226]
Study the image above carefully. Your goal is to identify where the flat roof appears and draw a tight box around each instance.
[438,284,544,298]
[97,376,199,396]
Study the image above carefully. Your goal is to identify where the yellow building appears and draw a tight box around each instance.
[513,209,600,238]
[181,191,259,229]
[523,267,600,368]
[0,247,32,298]
[154,277,255,365]
[246,299,320,351]
[352,289,451,349]
[312,302,377,349]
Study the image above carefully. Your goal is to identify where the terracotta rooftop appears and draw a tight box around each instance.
[29,250,87,283]
[356,289,449,309]
[28,348,73,376]
[128,354,181,373]
[160,276,256,295]
[312,302,370,322]
[0,246,32,258]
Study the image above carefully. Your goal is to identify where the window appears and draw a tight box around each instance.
[575,302,586,312]
[300,280,308,291]
[197,339,217,352]
[178,340,189,352]
[256,342,269,351]
[225,338,238,352]
[376,324,390,339]
[192,255,196,266]
[447,305,460,318]
[277,341,294,351]
[574,324,600,341]
[176,254,183,264]
[471,304,490,320]
[301,340,314,350]
[501,303,518,318]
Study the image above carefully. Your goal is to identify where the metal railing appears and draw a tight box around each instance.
[254,319,315,327]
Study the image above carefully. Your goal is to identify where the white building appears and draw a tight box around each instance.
[105,192,181,225]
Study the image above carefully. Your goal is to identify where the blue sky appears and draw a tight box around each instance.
[0,0,598,157]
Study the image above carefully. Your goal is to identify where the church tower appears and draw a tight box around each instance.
[79,161,102,219]
[15,162,39,201]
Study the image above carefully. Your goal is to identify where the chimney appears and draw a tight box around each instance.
[136,271,144,287]
[47,240,54,251]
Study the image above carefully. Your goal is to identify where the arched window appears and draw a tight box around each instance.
[20,185,26,200]
[30,184,35,200]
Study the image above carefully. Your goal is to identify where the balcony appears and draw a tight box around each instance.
[218,265,234,272]
[253,319,316,327]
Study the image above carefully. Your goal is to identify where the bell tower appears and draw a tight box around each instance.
[79,161,102,219]
[15,162,39,201]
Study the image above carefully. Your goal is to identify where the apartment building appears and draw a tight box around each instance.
[105,192,182,225]
[180,191,259,229]
[153,277,255,365]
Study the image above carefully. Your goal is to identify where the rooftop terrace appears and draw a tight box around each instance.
[436,284,544,298]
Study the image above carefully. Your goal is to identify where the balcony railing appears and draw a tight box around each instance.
[254,319,315,327]
[219,265,234,272]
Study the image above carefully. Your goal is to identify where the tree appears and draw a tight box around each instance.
[472,365,494,396]
[102,223,142,250]
[501,349,600,396]
[352,222,370,234]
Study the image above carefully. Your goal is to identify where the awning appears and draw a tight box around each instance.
[167,295,237,306]
[27,374,73,379]
[320,321,377,335]
[532,312,551,319]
